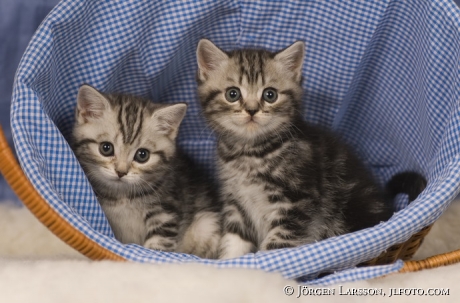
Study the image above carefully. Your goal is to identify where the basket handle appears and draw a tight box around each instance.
[400,249,460,273]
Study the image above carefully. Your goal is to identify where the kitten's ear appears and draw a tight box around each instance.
[153,103,187,140]
[274,41,305,82]
[196,39,228,81]
[76,84,110,123]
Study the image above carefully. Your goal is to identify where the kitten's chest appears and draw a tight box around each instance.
[100,198,147,245]
[220,158,282,241]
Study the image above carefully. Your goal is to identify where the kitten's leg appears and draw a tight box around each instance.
[219,234,254,259]
[259,206,314,251]
[143,211,179,252]
[259,228,298,251]
[219,202,256,259]
[178,211,221,259]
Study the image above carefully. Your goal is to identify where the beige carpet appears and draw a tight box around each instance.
[0,199,459,303]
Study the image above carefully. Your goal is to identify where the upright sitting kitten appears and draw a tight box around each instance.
[196,39,426,259]
[72,85,221,258]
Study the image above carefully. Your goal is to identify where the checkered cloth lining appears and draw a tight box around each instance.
[10,0,460,283]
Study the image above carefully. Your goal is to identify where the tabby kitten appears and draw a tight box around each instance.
[72,85,221,258]
[196,39,425,259]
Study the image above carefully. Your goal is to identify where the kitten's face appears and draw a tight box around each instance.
[72,86,187,197]
[196,40,305,141]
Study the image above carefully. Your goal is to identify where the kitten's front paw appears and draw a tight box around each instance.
[218,233,255,259]
[260,234,302,251]
[144,236,176,252]
[260,241,295,251]
[179,237,220,259]
[178,211,221,259]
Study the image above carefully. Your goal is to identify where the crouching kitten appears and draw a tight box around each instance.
[72,85,221,258]
[196,39,426,259]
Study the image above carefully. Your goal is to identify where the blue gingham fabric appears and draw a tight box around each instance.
[10,0,460,283]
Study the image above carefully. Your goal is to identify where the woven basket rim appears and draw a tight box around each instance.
[2,125,460,273]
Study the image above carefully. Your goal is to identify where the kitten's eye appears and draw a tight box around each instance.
[225,87,241,103]
[99,142,114,157]
[262,88,278,103]
[134,148,150,163]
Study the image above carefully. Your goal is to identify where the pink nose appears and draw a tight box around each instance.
[116,171,127,178]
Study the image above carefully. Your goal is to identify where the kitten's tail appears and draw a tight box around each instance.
[386,171,427,202]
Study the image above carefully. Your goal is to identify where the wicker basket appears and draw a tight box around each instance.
[6,0,460,283]
[1,125,459,274]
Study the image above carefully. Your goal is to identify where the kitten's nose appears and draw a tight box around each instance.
[116,170,127,178]
[246,109,259,116]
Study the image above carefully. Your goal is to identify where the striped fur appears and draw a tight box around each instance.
[72,85,221,258]
[196,39,425,259]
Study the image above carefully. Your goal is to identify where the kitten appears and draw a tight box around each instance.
[72,85,221,258]
[196,39,426,259]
